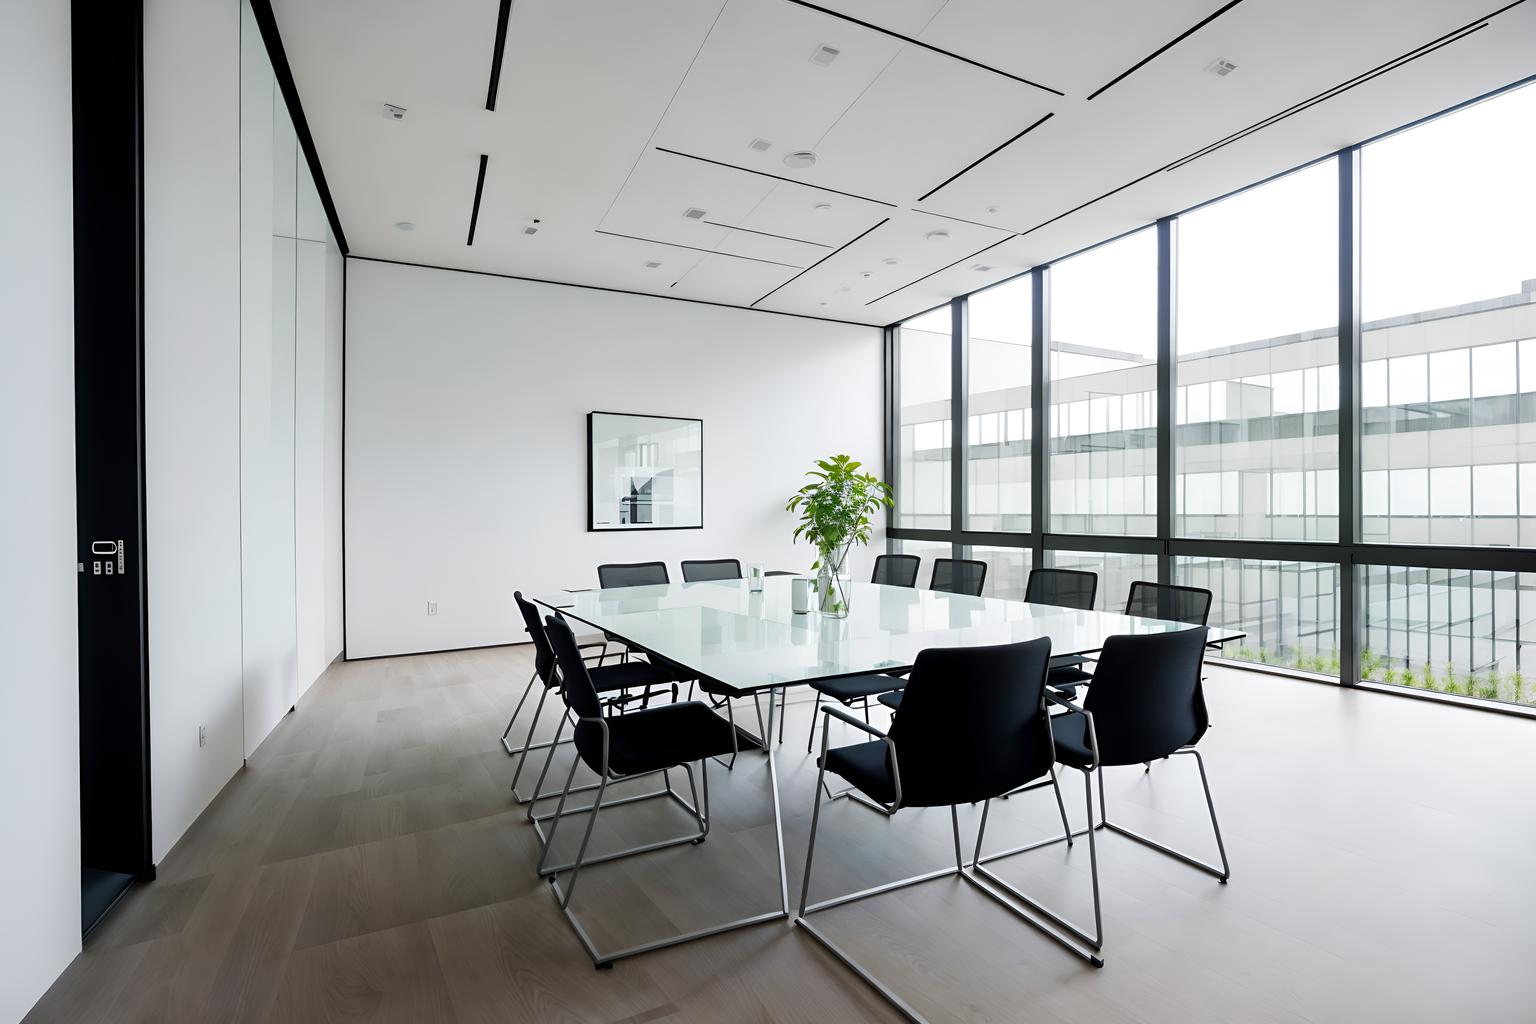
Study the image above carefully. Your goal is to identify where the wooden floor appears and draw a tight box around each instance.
[26,645,1536,1023]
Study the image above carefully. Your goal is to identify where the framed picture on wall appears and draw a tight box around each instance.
[587,411,704,531]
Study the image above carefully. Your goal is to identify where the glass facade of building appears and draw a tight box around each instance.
[886,81,1536,711]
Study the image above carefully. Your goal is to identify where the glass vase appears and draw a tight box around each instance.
[817,543,853,618]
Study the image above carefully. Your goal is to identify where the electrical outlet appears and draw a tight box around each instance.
[427,601,438,616]
[198,724,207,748]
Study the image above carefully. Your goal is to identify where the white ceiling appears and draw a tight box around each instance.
[273,0,1536,326]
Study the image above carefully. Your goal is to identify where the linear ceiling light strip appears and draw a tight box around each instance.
[864,234,1018,306]
[466,154,489,245]
[594,229,806,269]
[654,147,897,207]
[916,113,1054,202]
[751,216,891,306]
[1085,0,1249,101]
[781,0,1064,96]
[485,0,513,110]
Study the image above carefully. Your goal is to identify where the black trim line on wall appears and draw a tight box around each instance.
[248,0,350,254]
[595,229,806,269]
[467,154,488,245]
[751,217,890,306]
[917,113,1054,202]
[781,0,1064,96]
[1085,0,1249,101]
[347,255,882,328]
[485,0,513,110]
[654,147,897,207]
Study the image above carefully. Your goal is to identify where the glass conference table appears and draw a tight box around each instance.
[531,576,1244,963]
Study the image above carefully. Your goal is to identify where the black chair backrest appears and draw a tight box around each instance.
[514,591,556,685]
[930,558,987,597]
[1124,581,1212,626]
[1024,567,1097,610]
[681,558,741,582]
[544,615,609,772]
[872,553,921,587]
[887,638,1054,807]
[597,561,670,589]
[1083,627,1210,765]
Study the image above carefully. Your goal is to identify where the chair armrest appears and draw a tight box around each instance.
[820,703,889,739]
[1044,691,1084,713]
[819,705,901,808]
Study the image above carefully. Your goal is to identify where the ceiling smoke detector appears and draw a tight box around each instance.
[382,103,407,121]
[925,230,951,242]
[783,150,818,170]
[809,44,841,67]
[683,207,708,220]
[394,221,415,231]
[813,202,832,213]
[1204,57,1238,77]
[748,137,773,152]
[882,258,900,266]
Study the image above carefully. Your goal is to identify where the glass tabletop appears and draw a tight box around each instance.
[534,578,1245,693]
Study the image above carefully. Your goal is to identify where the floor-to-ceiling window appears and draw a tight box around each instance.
[1357,81,1536,703]
[1048,229,1158,537]
[893,306,952,530]
[886,77,1536,712]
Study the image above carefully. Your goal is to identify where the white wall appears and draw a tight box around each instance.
[344,260,884,659]
[143,0,346,866]
[144,0,247,866]
[0,2,82,1018]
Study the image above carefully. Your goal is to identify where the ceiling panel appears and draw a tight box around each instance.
[274,0,1536,326]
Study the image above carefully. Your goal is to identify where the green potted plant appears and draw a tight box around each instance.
[785,454,892,618]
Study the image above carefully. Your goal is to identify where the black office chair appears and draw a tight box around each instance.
[930,557,987,596]
[680,558,741,582]
[1025,567,1097,609]
[536,615,778,967]
[871,553,920,587]
[597,561,670,588]
[981,626,1230,964]
[797,637,1098,1002]
[505,592,677,804]
[1050,581,1212,697]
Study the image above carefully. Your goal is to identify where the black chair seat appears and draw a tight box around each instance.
[877,690,902,711]
[1046,711,1095,768]
[1048,665,1092,685]
[582,701,754,777]
[820,739,896,805]
[589,660,675,694]
[813,674,906,702]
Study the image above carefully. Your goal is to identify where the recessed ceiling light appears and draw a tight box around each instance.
[1205,57,1238,77]
[813,202,832,213]
[382,103,406,121]
[882,258,899,266]
[985,205,1001,215]
[972,264,993,272]
[860,271,873,279]
[643,259,663,269]
[819,301,829,306]
[394,221,415,231]
[925,230,951,242]
[783,150,817,170]
[749,137,773,152]
[522,226,538,236]
[809,44,841,67]
[683,207,708,219]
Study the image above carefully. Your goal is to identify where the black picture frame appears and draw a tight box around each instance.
[587,410,704,532]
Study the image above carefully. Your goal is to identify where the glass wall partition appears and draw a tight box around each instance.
[885,77,1536,714]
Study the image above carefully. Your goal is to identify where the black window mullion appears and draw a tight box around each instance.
[1157,216,1176,584]
[1031,268,1049,569]
[1339,147,1362,686]
[950,296,967,561]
